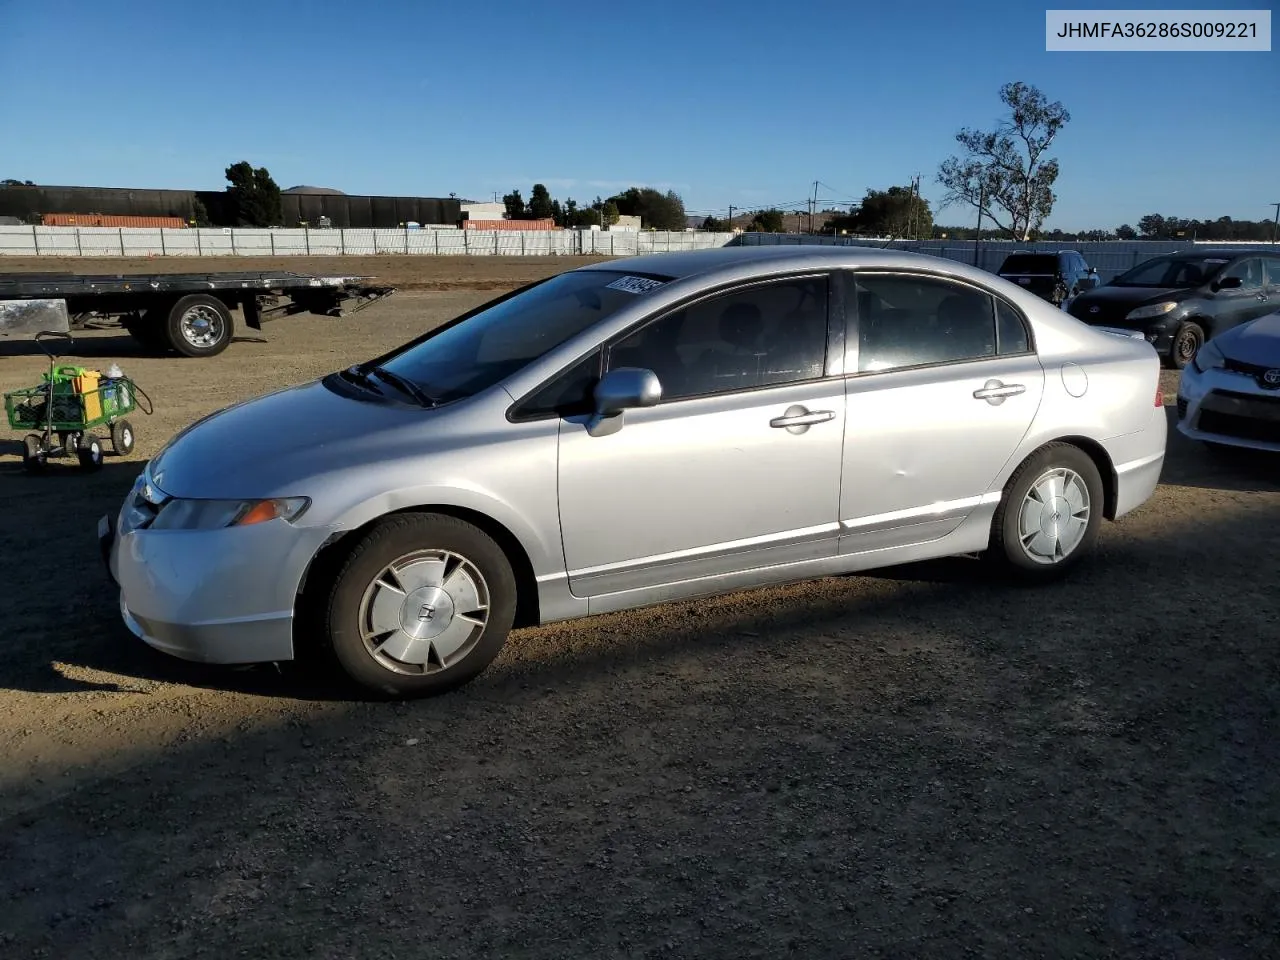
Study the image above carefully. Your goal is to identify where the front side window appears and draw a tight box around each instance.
[605,276,829,402]
[1112,256,1229,288]
[1220,258,1263,292]
[1264,258,1280,289]
[373,269,671,404]
[853,274,997,373]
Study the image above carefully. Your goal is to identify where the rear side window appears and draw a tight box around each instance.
[1000,255,1057,274]
[996,300,1032,355]
[853,274,996,372]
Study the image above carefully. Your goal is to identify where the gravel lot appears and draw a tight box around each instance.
[1,257,1277,958]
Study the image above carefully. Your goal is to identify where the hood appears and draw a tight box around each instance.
[1217,311,1280,368]
[1073,284,1187,309]
[1068,283,1190,325]
[148,376,440,499]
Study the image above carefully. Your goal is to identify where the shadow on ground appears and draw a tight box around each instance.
[0,418,1277,957]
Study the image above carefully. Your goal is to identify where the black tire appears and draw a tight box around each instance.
[986,442,1105,583]
[22,434,46,473]
[77,434,105,472]
[1166,321,1205,370]
[321,513,517,698]
[110,419,136,456]
[123,312,169,352]
[164,294,234,358]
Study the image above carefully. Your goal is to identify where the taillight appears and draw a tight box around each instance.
[1155,386,1163,407]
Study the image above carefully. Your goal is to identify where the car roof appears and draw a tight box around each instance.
[1161,247,1262,260]
[576,243,1007,286]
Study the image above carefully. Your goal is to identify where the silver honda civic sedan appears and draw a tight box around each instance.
[98,245,1168,698]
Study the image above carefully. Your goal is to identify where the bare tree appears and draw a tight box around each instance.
[936,82,1070,241]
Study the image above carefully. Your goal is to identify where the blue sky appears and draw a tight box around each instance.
[2,0,1275,230]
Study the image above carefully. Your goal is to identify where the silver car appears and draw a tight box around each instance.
[98,246,1168,698]
[1176,310,1280,452]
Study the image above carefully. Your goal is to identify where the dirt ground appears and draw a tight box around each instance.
[1,257,1278,959]
[0,253,613,291]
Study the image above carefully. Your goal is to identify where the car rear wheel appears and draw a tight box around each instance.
[986,443,1104,582]
[322,513,517,698]
[1167,321,1204,370]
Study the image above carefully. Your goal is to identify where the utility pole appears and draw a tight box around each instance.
[1271,203,1280,245]
[810,180,819,234]
[728,205,734,230]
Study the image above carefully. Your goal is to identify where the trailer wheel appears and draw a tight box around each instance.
[165,295,234,358]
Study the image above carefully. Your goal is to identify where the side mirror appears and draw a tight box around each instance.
[1080,275,1100,289]
[585,367,662,437]
[1212,276,1242,291]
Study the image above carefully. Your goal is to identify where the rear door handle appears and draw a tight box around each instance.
[770,409,835,428]
[973,380,1026,403]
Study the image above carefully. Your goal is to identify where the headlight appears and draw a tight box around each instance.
[1125,301,1178,321]
[1191,340,1225,373]
[149,497,310,531]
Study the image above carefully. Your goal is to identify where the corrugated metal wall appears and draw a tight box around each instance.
[0,186,461,229]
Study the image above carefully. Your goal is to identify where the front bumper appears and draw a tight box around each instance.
[98,504,333,665]
[1175,366,1280,452]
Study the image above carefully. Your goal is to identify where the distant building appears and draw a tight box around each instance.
[460,202,507,222]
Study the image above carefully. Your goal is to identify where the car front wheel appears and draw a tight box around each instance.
[322,513,517,698]
[987,443,1104,582]
[1167,321,1204,370]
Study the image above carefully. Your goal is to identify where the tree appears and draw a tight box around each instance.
[747,208,785,232]
[607,187,687,231]
[528,183,554,221]
[503,189,526,220]
[936,81,1070,241]
[1,178,35,186]
[701,216,729,231]
[224,161,282,227]
[829,186,933,238]
[1115,223,1137,240]
[190,198,211,227]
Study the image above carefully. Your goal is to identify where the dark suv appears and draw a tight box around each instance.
[996,250,1097,307]
[1066,249,1280,369]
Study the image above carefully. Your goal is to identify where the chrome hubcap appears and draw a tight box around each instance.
[180,305,224,347]
[358,550,490,675]
[1018,467,1090,564]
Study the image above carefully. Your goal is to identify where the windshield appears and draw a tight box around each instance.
[1111,256,1230,288]
[999,254,1057,274]
[368,269,672,404]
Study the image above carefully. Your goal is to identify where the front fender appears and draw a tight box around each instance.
[326,481,566,580]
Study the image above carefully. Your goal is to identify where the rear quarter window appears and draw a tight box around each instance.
[999,255,1057,274]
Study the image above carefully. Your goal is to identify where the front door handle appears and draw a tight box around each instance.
[973,380,1026,404]
[770,409,836,428]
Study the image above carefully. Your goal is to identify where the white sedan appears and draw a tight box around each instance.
[1176,311,1280,452]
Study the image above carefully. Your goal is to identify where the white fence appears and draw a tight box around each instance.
[737,233,1280,282]
[3,225,1277,285]
[0,225,734,259]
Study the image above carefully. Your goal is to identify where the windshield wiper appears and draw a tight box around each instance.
[338,366,385,394]
[367,365,439,407]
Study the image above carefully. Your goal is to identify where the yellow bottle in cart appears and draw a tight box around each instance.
[46,365,104,422]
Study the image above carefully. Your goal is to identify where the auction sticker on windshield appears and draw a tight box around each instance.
[606,276,666,295]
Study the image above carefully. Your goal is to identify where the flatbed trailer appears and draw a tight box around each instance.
[0,271,396,358]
